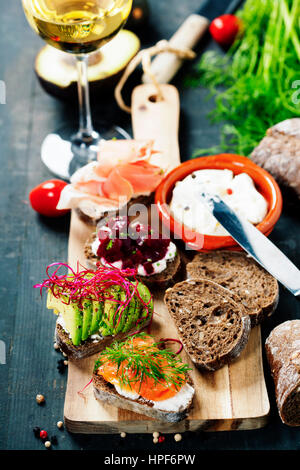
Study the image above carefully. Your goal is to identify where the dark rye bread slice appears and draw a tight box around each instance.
[265,320,300,426]
[164,279,251,372]
[92,372,194,423]
[55,318,151,361]
[186,251,279,327]
[84,232,182,289]
[75,194,154,226]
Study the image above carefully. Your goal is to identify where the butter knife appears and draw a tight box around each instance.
[201,193,300,297]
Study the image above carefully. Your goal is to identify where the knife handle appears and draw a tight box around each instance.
[142,14,209,84]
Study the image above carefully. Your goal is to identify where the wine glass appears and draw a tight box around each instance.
[22,0,133,179]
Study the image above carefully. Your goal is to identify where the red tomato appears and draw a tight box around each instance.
[29,179,70,217]
[209,14,241,47]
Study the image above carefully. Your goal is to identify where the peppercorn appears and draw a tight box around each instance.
[36,394,45,405]
[57,359,66,374]
[33,426,40,438]
[40,430,48,440]
[44,441,51,449]
[158,435,165,443]
[153,431,159,438]
[174,433,182,442]
[50,435,58,445]
[153,437,158,444]
[120,432,126,438]
[56,421,64,429]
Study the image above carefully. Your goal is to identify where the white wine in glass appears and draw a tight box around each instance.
[22,0,133,179]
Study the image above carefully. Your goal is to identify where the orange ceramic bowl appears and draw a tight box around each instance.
[155,154,283,251]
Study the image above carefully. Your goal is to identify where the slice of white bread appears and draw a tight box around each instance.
[93,373,194,423]
[186,251,279,327]
[164,279,251,371]
[84,232,182,289]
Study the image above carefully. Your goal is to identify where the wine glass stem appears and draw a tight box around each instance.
[76,54,96,140]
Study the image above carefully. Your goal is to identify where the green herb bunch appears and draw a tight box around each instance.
[94,333,191,390]
[186,0,300,156]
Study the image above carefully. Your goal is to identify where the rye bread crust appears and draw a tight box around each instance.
[265,320,300,426]
[186,251,279,327]
[251,118,300,198]
[55,319,151,361]
[75,194,154,226]
[92,372,194,423]
[84,232,182,289]
[164,279,251,372]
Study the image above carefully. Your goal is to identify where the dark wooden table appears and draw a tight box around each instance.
[1,0,299,453]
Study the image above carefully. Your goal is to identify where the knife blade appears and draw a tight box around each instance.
[201,193,300,297]
[142,0,244,85]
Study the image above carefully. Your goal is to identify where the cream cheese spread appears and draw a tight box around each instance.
[170,169,268,236]
[114,382,194,412]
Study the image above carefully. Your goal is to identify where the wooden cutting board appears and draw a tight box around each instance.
[64,84,270,433]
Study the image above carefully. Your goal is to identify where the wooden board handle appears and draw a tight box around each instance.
[131,84,181,171]
[142,14,209,84]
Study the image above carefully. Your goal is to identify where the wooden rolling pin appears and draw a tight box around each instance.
[142,0,244,84]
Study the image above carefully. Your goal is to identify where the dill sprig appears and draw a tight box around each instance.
[94,333,191,390]
[185,0,300,156]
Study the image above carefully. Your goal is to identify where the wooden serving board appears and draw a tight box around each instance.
[64,84,270,433]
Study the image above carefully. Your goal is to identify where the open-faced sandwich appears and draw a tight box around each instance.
[84,216,181,289]
[92,333,195,423]
[56,139,166,226]
[35,263,153,360]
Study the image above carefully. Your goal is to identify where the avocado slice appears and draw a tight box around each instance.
[100,286,121,337]
[136,282,154,323]
[35,30,140,101]
[115,288,129,334]
[81,299,93,342]
[47,290,83,346]
[122,294,139,333]
[90,300,103,336]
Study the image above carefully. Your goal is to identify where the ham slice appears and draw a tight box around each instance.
[57,140,164,212]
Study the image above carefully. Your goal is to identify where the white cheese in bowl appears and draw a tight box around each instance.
[169,169,268,236]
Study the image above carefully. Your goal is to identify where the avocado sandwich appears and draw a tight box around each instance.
[35,263,154,360]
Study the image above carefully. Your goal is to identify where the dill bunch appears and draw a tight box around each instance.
[94,333,191,389]
[185,0,300,157]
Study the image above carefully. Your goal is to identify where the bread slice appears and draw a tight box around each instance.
[164,279,251,371]
[84,232,182,289]
[92,371,194,423]
[55,319,151,361]
[186,251,279,327]
[75,194,154,226]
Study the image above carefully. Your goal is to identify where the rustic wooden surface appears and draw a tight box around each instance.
[1,0,300,452]
[65,84,269,434]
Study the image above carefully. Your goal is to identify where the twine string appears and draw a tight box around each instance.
[114,39,196,113]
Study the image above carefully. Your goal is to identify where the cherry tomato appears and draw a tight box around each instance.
[209,14,241,47]
[29,179,70,217]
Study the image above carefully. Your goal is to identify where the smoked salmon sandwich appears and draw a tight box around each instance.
[92,333,195,422]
